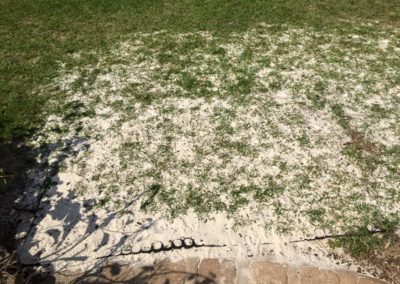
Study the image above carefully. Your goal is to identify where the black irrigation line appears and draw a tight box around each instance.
[97,228,389,259]
[289,228,387,243]
[22,227,389,266]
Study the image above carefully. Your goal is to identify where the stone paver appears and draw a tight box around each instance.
[55,258,389,283]
[145,260,187,284]
[299,266,340,284]
[182,257,201,283]
[358,278,387,284]
[338,271,359,284]
[197,258,236,284]
[247,261,288,284]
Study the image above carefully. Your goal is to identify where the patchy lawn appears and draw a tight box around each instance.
[16,23,400,277]
[1,0,400,282]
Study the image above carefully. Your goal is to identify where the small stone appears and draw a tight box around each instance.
[152,241,162,251]
[173,239,182,248]
[184,238,193,247]
[163,240,173,249]
[121,245,131,254]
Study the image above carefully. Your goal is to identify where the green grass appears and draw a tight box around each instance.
[1,0,400,141]
[2,1,400,267]
[329,216,399,257]
[51,21,399,227]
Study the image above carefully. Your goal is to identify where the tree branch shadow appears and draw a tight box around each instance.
[67,260,217,284]
[0,135,161,283]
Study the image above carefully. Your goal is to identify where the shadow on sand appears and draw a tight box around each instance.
[45,260,218,284]
[0,136,202,284]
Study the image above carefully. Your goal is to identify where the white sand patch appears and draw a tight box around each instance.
[18,25,400,275]
[172,137,196,162]
[378,38,389,50]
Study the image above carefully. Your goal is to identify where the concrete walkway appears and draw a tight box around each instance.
[63,258,388,284]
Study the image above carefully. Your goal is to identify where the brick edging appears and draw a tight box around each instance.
[56,258,388,283]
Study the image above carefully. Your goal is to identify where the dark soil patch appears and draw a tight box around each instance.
[0,141,36,283]
[358,234,400,284]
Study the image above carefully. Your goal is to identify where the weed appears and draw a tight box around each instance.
[329,217,400,257]
[329,227,382,257]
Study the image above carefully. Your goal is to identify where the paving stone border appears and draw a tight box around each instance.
[53,258,388,283]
